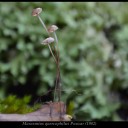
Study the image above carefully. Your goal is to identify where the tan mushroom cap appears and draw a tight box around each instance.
[32,8,42,16]
[48,25,58,33]
[41,37,54,45]
[62,115,72,121]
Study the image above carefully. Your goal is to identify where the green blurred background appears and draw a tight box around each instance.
[0,2,128,121]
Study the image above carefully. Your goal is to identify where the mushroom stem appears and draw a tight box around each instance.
[37,16,59,64]
[37,15,58,64]
[37,15,49,35]
[53,32,61,102]
[54,32,58,44]
[53,32,60,59]
[54,70,61,102]
[48,44,57,64]
[36,12,61,102]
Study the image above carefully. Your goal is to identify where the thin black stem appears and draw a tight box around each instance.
[53,32,61,102]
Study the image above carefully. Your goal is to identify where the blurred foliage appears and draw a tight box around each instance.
[0,2,128,120]
[0,95,40,114]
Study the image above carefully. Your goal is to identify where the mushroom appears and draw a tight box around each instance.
[32,8,42,16]
[32,7,49,34]
[62,115,72,121]
[48,25,59,44]
[48,25,58,33]
[48,25,59,65]
[41,37,54,45]
[41,37,57,63]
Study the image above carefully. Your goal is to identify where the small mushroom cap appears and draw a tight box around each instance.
[62,115,72,121]
[32,8,42,16]
[41,37,54,45]
[48,25,58,33]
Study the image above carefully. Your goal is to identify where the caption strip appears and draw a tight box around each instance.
[22,122,96,126]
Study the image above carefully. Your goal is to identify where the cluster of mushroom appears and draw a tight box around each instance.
[32,8,58,46]
[31,7,72,121]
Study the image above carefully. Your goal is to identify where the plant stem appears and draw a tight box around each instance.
[53,32,60,62]
[37,15,49,35]
[54,32,58,44]
[53,32,61,102]
[37,14,61,102]
[37,15,58,64]
[48,44,57,64]
[54,71,61,102]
